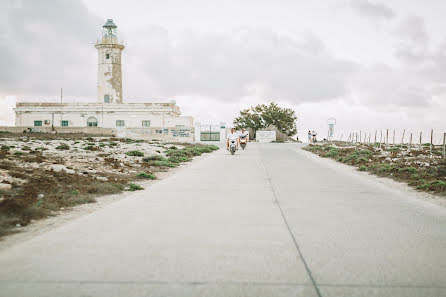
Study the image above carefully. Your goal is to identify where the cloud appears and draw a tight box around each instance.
[349,0,395,20]
[125,27,357,105]
[393,16,429,64]
[0,0,101,97]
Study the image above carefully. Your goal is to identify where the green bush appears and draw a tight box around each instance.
[137,172,157,179]
[126,150,144,157]
[1,145,10,151]
[70,189,80,195]
[66,196,96,206]
[152,160,178,168]
[323,148,339,158]
[377,164,394,172]
[13,151,24,156]
[359,165,368,171]
[128,183,144,191]
[168,156,191,163]
[56,143,70,150]
[399,167,417,173]
[143,155,166,162]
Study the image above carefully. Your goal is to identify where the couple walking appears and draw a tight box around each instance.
[308,130,317,144]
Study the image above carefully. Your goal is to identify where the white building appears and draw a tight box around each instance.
[14,19,193,131]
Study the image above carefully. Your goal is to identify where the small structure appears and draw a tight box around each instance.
[13,19,193,140]
[194,123,227,142]
[327,117,336,140]
[256,130,277,143]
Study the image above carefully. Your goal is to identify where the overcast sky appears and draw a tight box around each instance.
[0,0,445,141]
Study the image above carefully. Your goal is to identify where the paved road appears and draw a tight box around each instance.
[0,143,445,297]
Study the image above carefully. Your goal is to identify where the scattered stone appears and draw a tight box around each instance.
[0,183,12,190]
[96,176,108,182]
[37,194,44,199]
[50,164,66,172]
[16,223,21,227]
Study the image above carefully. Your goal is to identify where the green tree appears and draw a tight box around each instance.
[233,102,297,137]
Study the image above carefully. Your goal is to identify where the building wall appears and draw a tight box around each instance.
[0,126,195,142]
[14,103,192,129]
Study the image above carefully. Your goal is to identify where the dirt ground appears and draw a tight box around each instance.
[0,132,218,238]
[303,141,446,197]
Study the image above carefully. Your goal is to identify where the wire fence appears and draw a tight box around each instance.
[334,129,446,159]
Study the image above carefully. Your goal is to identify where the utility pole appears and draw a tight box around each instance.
[60,88,63,126]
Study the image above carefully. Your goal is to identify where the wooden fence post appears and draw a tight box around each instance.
[386,129,389,146]
[393,129,395,146]
[443,133,445,158]
[374,130,377,143]
[368,133,371,144]
[401,129,405,147]
[430,129,433,157]
[360,131,362,143]
[419,131,422,150]
[380,130,382,149]
[409,133,412,151]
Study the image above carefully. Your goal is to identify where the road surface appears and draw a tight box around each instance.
[0,143,445,297]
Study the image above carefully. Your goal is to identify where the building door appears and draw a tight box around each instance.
[200,125,220,141]
[87,116,98,127]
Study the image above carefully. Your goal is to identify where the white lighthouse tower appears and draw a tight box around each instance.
[95,19,125,104]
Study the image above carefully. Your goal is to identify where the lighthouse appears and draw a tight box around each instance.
[95,19,125,104]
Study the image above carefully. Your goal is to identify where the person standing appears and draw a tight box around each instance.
[308,131,312,144]
[312,131,317,143]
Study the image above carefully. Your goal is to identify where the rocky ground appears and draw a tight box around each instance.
[303,141,446,197]
[0,132,218,237]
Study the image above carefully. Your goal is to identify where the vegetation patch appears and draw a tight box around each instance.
[56,143,70,150]
[304,143,446,197]
[137,172,156,180]
[143,155,166,162]
[125,150,144,157]
[128,183,144,191]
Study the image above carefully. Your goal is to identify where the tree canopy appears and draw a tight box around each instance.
[233,102,297,137]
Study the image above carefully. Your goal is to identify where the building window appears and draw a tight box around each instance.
[106,54,110,59]
[104,95,110,103]
[142,120,150,127]
[87,116,98,127]
[116,120,125,127]
[34,121,42,127]
[61,120,69,127]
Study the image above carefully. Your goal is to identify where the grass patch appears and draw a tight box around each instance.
[66,196,96,206]
[56,143,70,150]
[70,189,80,195]
[398,167,417,173]
[137,172,157,179]
[151,160,179,168]
[359,165,368,171]
[125,150,144,157]
[168,156,191,163]
[143,155,166,162]
[323,148,339,158]
[128,183,144,191]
